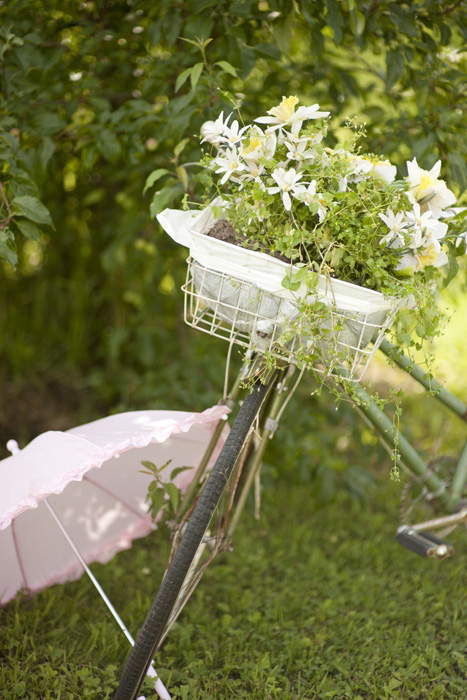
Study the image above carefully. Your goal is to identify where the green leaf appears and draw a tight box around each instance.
[150,186,177,218]
[164,482,180,512]
[30,112,66,137]
[253,43,281,61]
[147,487,166,517]
[215,60,238,77]
[310,28,324,57]
[190,62,204,89]
[386,48,405,90]
[143,168,170,195]
[273,19,292,56]
[0,228,17,267]
[230,1,252,18]
[141,460,157,472]
[176,165,189,191]
[449,153,467,191]
[281,272,301,292]
[443,243,460,288]
[39,137,55,170]
[326,0,344,44]
[12,195,54,228]
[170,466,192,480]
[389,7,418,38]
[174,138,189,158]
[16,219,41,240]
[96,129,122,163]
[175,67,193,92]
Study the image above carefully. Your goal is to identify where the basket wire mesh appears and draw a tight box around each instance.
[182,257,398,381]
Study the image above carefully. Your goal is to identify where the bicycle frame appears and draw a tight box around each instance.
[209,339,467,537]
[361,337,467,516]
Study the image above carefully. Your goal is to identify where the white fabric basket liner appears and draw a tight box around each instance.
[158,206,401,316]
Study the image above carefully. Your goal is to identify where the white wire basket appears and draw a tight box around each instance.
[182,257,401,382]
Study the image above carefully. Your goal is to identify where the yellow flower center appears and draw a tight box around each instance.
[268,95,299,122]
[416,172,436,196]
[242,136,263,155]
[417,244,437,269]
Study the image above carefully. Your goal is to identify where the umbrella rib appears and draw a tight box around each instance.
[43,498,171,700]
[11,518,29,591]
[82,474,151,520]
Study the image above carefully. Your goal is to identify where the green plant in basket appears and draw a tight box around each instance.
[196,96,466,361]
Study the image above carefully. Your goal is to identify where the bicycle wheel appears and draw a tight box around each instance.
[114,374,275,700]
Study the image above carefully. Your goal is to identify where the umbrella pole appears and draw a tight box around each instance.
[43,498,171,700]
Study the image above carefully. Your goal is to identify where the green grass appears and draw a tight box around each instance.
[1,474,466,699]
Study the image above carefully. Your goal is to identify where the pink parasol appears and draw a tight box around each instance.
[0,405,229,699]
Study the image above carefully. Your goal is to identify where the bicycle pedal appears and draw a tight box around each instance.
[396,526,454,560]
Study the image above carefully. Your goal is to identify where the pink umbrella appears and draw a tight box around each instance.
[0,405,229,699]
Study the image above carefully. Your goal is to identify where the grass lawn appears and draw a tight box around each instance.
[2,284,466,699]
[1,468,466,699]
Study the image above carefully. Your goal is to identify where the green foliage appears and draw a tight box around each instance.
[0,0,465,422]
[140,459,191,520]
[1,476,466,697]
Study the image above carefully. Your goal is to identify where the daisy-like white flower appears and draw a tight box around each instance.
[220,118,249,146]
[255,96,329,132]
[214,147,246,184]
[267,167,303,211]
[406,158,456,217]
[200,111,231,146]
[294,180,327,221]
[379,209,408,248]
[284,136,319,163]
[405,203,448,240]
[238,161,266,189]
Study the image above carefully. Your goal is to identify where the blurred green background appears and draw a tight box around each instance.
[1,0,466,490]
[1,4,467,697]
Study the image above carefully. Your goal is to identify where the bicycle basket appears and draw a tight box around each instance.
[182,257,400,381]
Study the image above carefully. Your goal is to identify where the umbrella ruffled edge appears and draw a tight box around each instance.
[0,405,230,530]
[0,514,156,605]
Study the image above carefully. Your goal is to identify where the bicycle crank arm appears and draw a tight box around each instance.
[409,507,467,533]
[396,526,454,559]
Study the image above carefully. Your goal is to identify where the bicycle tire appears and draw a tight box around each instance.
[114,375,275,700]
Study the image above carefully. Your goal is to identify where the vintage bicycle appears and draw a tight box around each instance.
[114,246,467,700]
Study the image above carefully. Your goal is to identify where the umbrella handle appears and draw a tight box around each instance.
[6,439,20,455]
[43,498,171,700]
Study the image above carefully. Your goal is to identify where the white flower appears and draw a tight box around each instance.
[220,118,249,146]
[396,244,448,275]
[284,137,319,163]
[348,156,396,184]
[379,209,408,248]
[337,176,348,192]
[347,156,373,182]
[406,158,456,217]
[240,128,277,163]
[238,161,266,189]
[294,180,327,221]
[214,147,246,184]
[404,203,448,242]
[255,96,329,132]
[201,112,231,146]
[371,160,397,184]
[267,167,303,211]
